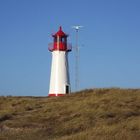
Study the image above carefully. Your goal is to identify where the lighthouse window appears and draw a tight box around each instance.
[62,37,65,43]
[54,37,57,42]
[59,38,62,42]
[62,37,67,43]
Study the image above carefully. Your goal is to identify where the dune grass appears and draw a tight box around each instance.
[0,88,140,140]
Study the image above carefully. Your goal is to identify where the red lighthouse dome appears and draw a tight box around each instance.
[53,26,67,37]
[48,26,71,52]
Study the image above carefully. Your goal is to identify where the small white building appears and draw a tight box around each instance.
[48,26,72,96]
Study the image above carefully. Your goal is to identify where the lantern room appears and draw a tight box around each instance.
[48,26,72,52]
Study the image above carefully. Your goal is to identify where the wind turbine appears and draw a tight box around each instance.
[72,25,83,91]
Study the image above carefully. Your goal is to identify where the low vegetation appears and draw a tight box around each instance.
[0,88,140,140]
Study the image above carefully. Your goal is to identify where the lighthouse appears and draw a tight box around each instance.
[48,26,72,96]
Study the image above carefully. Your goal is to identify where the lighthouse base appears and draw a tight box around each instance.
[48,93,68,97]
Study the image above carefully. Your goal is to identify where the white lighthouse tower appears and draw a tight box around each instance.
[48,26,72,96]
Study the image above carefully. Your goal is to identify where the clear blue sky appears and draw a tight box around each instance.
[0,0,140,96]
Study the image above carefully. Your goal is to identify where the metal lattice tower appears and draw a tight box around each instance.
[72,26,83,91]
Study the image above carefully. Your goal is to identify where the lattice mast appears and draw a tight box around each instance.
[72,26,83,91]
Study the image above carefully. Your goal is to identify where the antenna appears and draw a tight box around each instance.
[72,25,83,91]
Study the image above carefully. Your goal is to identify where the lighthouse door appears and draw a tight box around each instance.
[65,85,69,94]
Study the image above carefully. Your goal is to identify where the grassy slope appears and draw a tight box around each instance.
[0,88,140,140]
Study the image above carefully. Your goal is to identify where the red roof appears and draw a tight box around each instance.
[53,26,67,37]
